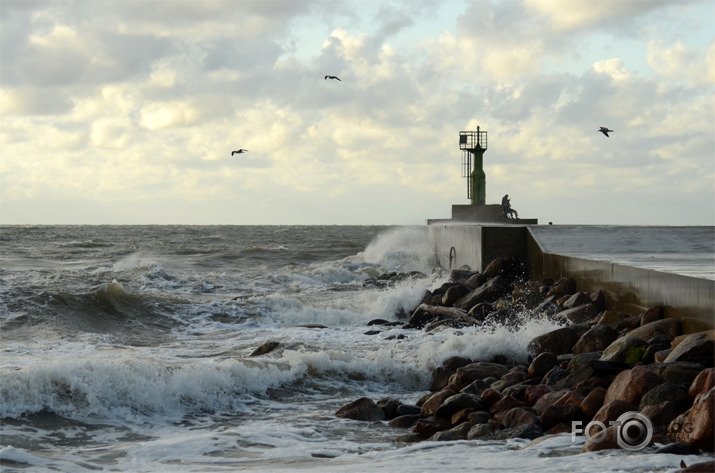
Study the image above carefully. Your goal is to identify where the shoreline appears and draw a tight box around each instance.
[336,255,715,469]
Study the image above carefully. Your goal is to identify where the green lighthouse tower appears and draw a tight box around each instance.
[459,127,487,205]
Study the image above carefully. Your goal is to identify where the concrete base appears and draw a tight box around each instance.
[427,204,537,225]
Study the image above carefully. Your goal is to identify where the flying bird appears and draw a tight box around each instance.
[231,149,248,156]
[598,127,614,137]
[325,75,341,81]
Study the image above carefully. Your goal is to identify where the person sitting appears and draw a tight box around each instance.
[502,194,518,218]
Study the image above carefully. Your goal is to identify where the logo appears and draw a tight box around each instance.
[572,411,654,452]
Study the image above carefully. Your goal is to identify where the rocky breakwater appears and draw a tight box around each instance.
[336,256,715,464]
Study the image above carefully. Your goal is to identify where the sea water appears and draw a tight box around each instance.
[0,225,710,472]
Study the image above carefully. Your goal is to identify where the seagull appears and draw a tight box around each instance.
[231,149,248,156]
[598,127,614,137]
[325,75,341,81]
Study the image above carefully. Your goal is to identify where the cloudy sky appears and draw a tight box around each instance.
[1,0,713,225]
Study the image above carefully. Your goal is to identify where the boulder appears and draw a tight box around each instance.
[413,415,451,438]
[572,324,618,354]
[435,393,484,419]
[468,410,491,424]
[664,332,714,367]
[600,336,648,363]
[604,366,666,405]
[641,401,680,429]
[670,387,715,451]
[388,414,420,428]
[484,423,545,440]
[512,281,546,309]
[376,397,402,420]
[491,371,529,392]
[335,397,386,421]
[524,384,553,405]
[562,292,592,309]
[467,423,495,439]
[482,255,528,283]
[591,400,638,429]
[539,403,583,429]
[497,407,540,428]
[640,305,664,326]
[420,390,457,417]
[596,310,632,329]
[547,277,576,298]
[688,368,715,402]
[638,382,690,412]
[628,318,682,343]
[532,389,571,417]
[489,394,526,415]
[527,327,579,356]
[407,304,473,330]
[647,362,706,387]
[452,362,509,390]
[554,304,599,325]
[441,284,473,306]
[430,421,474,441]
[581,425,620,452]
[455,277,510,311]
[528,352,558,379]
[464,273,487,289]
[250,340,280,356]
[581,387,607,418]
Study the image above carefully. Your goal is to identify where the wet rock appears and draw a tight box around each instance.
[451,407,476,426]
[467,423,495,439]
[581,387,607,418]
[250,340,280,356]
[512,281,546,309]
[413,415,451,438]
[435,393,484,419]
[451,362,509,390]
[678,461,715,473]
[464,273,487,289]
[643,334,672,364]
[604,366,666,405]
[468,410,491,424]
[596,310,632,329]
[654,442,700,455]
[554,304,599,325]
[528,352,558,379]
[484,423,545,440]
[640,305,664,326]
[430,422,473,441]
[638,382,690,412]
[600,335,648,364]
[377,397,403,420]
[646,362,705,386]
[430,367,453,391]
[388,414,420,428]
[489,394,526,415]
[467,302,495,322]
[455,277,510,311]
[524,384,553,405]
[641,401,680,430]
[482,255,528,283]
[441,284,472,306]
[688,368,715,402]
[395,404,421,416]
[527,327,579,356]
[572,324,618,354]
[562,292,592,309]
[581,425,620,452]
[335,397,386,421]
[420,390,457,417]
[629,318,682,343]
[664,331,714,367]
[496,407,540,428]
[540,403,583,430]
[491,371,529,392]
[547,277,576,298]
[591,400,638,428]
[669,387,715,452]
[532,389,571,417]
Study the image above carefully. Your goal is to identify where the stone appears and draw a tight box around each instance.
[600,336,648,364]
[581,387,607,418]
[562,292,592,309]
[532,389,571,417]
[455,277,510,311]
[581,425,620,452]
[647,362,706,387]
[489,395,526,415]
[524,384,553,405]
[591,400,638,428]
[468,410,491,424]
[554,304,599,325]
[420,390,457,417]
[435,393,484,419]
[616,315,642,333]
[512,281,546,309]
[590,290,606,312]
[638,382,690,412]
[664,332,714,367]
[572,324,618,354]
[388,414,420,428]
[640,305,664,326]
[467,423,495,439]
[335,397,386,421]
[441,284,472,306]
[451,407,475,426]
[528,352,558,379]
[596,310,632,329]
[413,415,451,438]
[679,461,715,473]
[527,327,579,356]
[641,401,680,429]
[547,277,576,298]
[484,423,545,440]
[396,404,421,416]
[654,442,700,455]
[430,367,453,391]
[452,362,509,390]
[464,273,487,289]
[654,349,672,363]
[688,368,715,402]
[604,366,666,405]
[377,397,402,420]
[443,356,473,371]
[250,340,280,356]
[670,387,715,452]
[628,318,682,343]
[540,404,583,430]
[482,255,529,283]
[468,302,495,322]
[491,371,529,392]
[497,407,540,428]
[431,422,474,441]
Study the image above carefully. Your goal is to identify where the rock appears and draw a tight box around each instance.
[528,352,558,379]
[441,284,472,306]
[413,415,451,438]
[688,368,715,402]
[541,366,569,387]
[406,304,473,330]
[512,281,546,309]
[435,393,484,419]
[377,397,402,420]
[670,387,715,452]
[590,290,606,312]
[600,336,648,363]
[628,318,682,343]
[591,400,638,428]
[664,332,714,367]
[527,327,579,356]
[524,384,553,405]
[647,362,705,386]
[335,397,386,421]
[388,414,420,428]
[497,407,540,428]
[643,334,672,364]
[539,403,583,430]
[420,390,457,417]
[452,362,509,390]
[654,442,700,455]
[482,255,528,283]
[638,383,690,412]
[430,421,473,441]
[480,388,503,407]
[554,304,599,325]
[596,310,632,329]
[468,302,495,322]
[443,356,473,371]
[604,366,666,405]
[468,410,491,424]
[654,349,672,363]
[491,371,529,392]
[581,425,620,452]
[467,423,495,439]
[562,292,592,309]
[641,401,680,429]
[455,277,510,311]
[484,423,545,440]
[430,367,453,391]
[547,277,576,298]
[464,273,487,289]
[489,395,526,415]
[616,315,642,333]
[640,306,664,326]
[250,340,280,356]
[532,389,571,417]
[396,404,421,416]
[581,387,607,418]
[451,407,476,426]
[572,325,618,354]
[678,461,715,473]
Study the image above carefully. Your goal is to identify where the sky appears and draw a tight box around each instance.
[1,0,714,226]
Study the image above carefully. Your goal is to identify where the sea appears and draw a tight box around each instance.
[0,225,711,473]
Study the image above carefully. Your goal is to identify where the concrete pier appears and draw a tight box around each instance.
[427,223,715,333]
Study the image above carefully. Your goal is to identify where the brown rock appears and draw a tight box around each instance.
[670,387,715,452]
[420,390,457,417]
[528,352,558,379]
[572,324,618,354]
[388,414,420,428]
[640,306,664,326]
[655,349,672,363]
[532,389,571,416]
[524,384,553,405]
[497,407,540,428]
[335,397,386,421]
[527,327,579,356]
[451,407,475,426]
[596,310,631,329]
[540,404,583,429]
[591,400,638,427]
[489,394,526,415]
[664,332,715,367]
[554,304,599,325]
[616,315,642,333]
[647,362,706,386]
[562,292,593,309]
[480,388,503,407]
[431,422,473,441]
[679,460,715,472]
[600,336,648,364]
[435,393,484,419]
[604,366,666,405]
[688,368,715,402]
[641,401,680,429]
[452,362,509,390]
[628,318,682,343]
[581,425,620,452]
[590,290,606,312]
[482,255,528,283]
[547,277,576,298]
[413,415,451,438]
[581,387,607,418]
